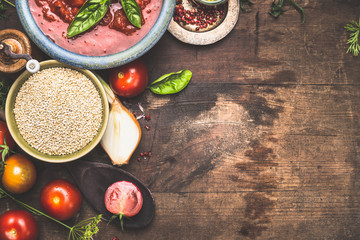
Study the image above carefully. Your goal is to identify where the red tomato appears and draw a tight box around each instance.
[40,179,82,221]
[104,181,143,217]
[2,154,37,194]
[0,210,38,240]
[109,59,148,98]
[0,121,15,151]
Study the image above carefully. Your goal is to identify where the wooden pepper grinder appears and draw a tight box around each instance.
[0,29,39,73]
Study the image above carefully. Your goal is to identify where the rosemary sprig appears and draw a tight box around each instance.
[344,18,360,57]
[269,0,306,24]
[0,187,102,240]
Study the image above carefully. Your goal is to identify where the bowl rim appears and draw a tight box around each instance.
[195,0,228,6]
[5,60,109,163]
[15,0,175,70]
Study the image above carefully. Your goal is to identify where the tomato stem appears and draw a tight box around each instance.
[4,0,15,8]
[0,187,73,230]
[0,187,102,240]
[120,213,124,231]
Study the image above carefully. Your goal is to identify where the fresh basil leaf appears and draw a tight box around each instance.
[67,0,111,38]
[149,69,192,95]
[121,0,142,28]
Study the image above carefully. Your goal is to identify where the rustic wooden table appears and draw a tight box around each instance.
[1,0,360,239]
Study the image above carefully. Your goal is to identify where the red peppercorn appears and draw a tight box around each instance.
[145,114,151,121]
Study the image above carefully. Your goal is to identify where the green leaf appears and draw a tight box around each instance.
[67,0,111,38]
[149,69,192,95]
[121,0,142,28]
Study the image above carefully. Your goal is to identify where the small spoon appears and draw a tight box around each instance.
[65,160,155,228]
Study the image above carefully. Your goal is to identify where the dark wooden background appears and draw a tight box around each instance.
[1,0,360,239]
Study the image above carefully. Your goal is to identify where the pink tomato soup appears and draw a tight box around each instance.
[28,0,162,56]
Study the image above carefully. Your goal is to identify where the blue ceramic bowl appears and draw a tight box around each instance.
[16,1,175,69]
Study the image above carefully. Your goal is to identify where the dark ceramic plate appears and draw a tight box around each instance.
[66,160,155,228]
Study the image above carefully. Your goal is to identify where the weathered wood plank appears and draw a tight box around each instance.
[1,0,360,239]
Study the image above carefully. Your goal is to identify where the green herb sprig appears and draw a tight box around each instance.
[0,0,15,20]
[269,0,306,24]
[344,18,360,57]
[0,136,15,175]
[0,187,102,240]
[239,0,253,12]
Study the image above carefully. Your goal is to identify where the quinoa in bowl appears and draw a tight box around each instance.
[5,60,109,163]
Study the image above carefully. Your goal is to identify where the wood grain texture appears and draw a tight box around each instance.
[1,0,360,239]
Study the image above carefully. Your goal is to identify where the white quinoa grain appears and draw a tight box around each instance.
[14,67,103,155]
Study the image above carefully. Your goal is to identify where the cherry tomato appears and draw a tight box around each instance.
[104,181,143,217]
[2,154,37,194]
[0,209,38,240]
[40,179,82,221]
[0,121,15,151]
[109,59,148,98]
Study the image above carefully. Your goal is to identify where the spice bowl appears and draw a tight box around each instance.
[5,60,109,163]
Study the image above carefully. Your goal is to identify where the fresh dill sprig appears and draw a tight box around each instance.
[0,187,102,240]
[344,18,360,57]
[69,215,102,240]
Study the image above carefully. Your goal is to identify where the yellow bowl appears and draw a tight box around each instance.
[5,60,109,163]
